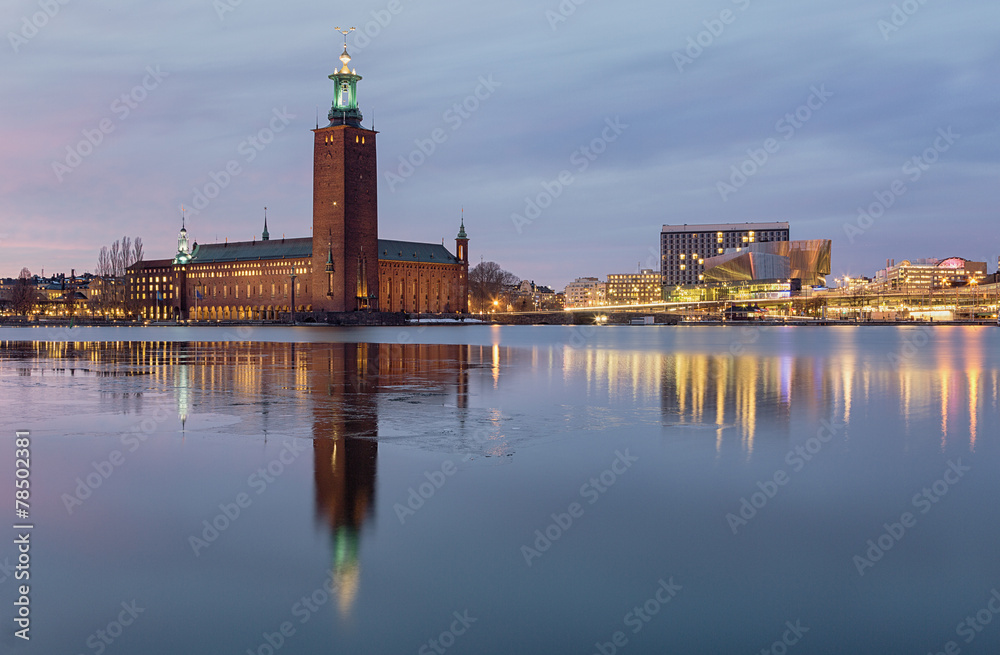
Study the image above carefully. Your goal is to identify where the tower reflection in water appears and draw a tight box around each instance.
[311,343,379,616]
[308,342,471,615]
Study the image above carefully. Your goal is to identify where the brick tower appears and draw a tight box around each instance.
[312,29,379,312]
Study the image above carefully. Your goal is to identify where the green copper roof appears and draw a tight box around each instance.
[457,218,467,239]
[188,238,312,263]
[135,237,464,269]
[378,239,460,264]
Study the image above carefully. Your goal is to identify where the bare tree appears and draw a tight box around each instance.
[120,236,133,272]
[97,246,111,277]
[11,267,36,316]
[469,261,519,313]
[95,246,112,316]
[109,241,121,277]
[95,235,144,317]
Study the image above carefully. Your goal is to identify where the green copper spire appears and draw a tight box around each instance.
[173,208,192,265]
[262,207,270,241]
[457,209,467,239]
[328,27,364,127]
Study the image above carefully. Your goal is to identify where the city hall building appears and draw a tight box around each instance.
[129,42,469,320]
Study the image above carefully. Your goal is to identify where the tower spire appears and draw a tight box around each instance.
[174,208,192,264]
[328,26,363,127]
[262,207,270,241]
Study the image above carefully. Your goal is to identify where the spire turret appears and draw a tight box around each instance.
[262,207,270,241]
[455,209,469,265]
[328,27,364,127]
[173,208,192,264]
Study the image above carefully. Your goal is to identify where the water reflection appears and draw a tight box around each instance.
[552,333,995,454]
[1,330,998,653]
[2,333,994,459]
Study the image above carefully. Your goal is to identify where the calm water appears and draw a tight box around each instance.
[1,325,999,654]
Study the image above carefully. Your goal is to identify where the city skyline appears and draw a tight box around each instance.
[3,0,998,290]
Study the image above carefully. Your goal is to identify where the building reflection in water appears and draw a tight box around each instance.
[1,334,997,612]
[311,343,380,616]
[552,337,995,456]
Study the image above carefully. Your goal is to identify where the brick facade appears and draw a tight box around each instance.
[128,52,468,321]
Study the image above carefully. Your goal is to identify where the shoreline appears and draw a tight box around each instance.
[0,318,995,328]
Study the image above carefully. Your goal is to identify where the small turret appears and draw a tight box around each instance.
[455,210,469,265]
[173,209,192,264]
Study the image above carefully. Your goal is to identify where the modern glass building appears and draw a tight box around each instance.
[702,239,832,287]
[660,222,790,287]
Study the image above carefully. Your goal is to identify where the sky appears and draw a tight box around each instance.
[2,0,998,290]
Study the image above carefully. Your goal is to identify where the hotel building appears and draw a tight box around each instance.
[605,269,663,305]
[661,222,789,286]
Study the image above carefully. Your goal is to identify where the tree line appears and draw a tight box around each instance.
[93,236,144,316]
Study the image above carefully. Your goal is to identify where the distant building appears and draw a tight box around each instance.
[0,272,91,315]
[511,280,562,311]
[563,277,606,308]
[605,269,662,305]
[702,239,831,287]
[661,222,789,286]
[873,257,987,290]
